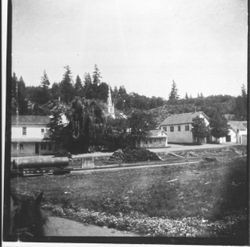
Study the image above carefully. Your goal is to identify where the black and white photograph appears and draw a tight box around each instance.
[2,0,248,245]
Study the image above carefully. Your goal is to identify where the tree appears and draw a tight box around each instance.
[74,75,83,96]
[97,82,109,101]
[168,80,179,103]
[92,64,102,85]
[191,117,210,144]
[47,101,72,151]
[83,72,94,99]
[39,71,51,104]
[127,110,157,147]
[210,111,229,142]
[234,84,247,120]
[51,82,61,100]
[60,66,75,103]
[41,70,50,88]
[185,93,189,100]
[11,75,28,115]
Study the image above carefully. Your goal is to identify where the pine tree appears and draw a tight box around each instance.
[75,75,83,96]
[60,66,74,103]
[92,64,102,85]
[39,70,51,104]
[168,80,179,103]
[84,72,94,99]
[41,70,50,88]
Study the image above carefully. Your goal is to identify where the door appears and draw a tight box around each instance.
[35,143,39,154]
[226,135,231,142]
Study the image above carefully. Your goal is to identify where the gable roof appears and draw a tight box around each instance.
[160,111,209,126]
[12,115,50,126]
[228,121,247,132]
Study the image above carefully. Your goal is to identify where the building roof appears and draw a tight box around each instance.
[228,121,247,132]
[12,115,50,126]
[160,111,209,126]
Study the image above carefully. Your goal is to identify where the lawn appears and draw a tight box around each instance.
[10,150,248,240]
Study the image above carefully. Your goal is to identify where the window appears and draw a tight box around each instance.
[20,144,24,150]
[185,125,190,131]
[41,143,47,150]
[41,128,45,134]
[170,126,174,132]
[48,143,52,151]
[178,125,181,131]
[22,127,27,135]
[163,126,167,131]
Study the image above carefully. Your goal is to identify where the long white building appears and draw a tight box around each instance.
[159,111,210,144]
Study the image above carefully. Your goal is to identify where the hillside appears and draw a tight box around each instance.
[149,95,238,125]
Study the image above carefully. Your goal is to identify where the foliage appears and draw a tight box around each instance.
[209,110,229,140]
[74,75,83,96]
[92,64,102,85]
[168,80,179,103]
[234,84,247,120]
[47,100,72,151]
[11,74,28,115]
[191,117,210,144]
[127,110,157,147]
[60,66,75,103]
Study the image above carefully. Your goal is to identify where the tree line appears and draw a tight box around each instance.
[11,65,247,121]
[10,65,247,152]
[11,65,165,116]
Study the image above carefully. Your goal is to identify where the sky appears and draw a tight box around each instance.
[12,0,247,99]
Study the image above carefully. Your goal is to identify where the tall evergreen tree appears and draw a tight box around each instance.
[12,76,28,115]
[234,84,247,120]
[92,64,102,85]
[168,80,179,103]
[39,70,51,104]
[75,75,83,96]
[83,72,94,99]
[60,66,75,103]
[51,82,61,100]
[41,70,50,88]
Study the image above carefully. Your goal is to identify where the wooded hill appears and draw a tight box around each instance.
[148,95,244,125]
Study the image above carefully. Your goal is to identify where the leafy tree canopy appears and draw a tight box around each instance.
[191,117,209,144]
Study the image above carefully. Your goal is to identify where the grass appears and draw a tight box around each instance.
[10,148,248,239]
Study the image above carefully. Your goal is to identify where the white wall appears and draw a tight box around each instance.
[11,125,49,140]
[227,129,237,143]
[160,114,209,144]
[237,130,247,144]
[139,137,168,148]
[161,123,194,143]
[11,143,36,156]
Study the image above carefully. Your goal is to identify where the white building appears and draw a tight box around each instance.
[159,111,209,144]
[227,121,247,145]
[11,115,54,156]
[137,129,168,148]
